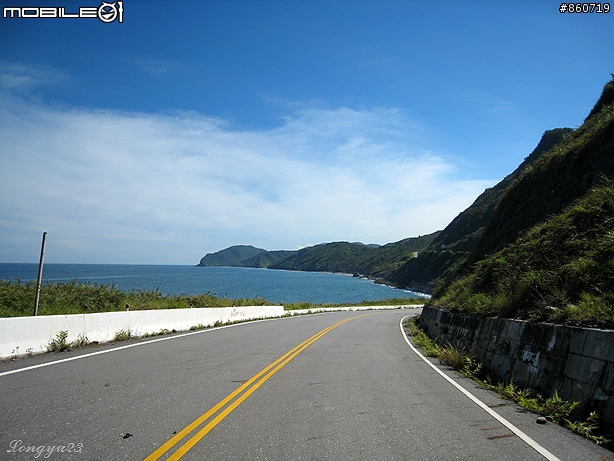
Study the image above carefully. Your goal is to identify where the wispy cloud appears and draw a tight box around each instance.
[125,57,190,78]
[460,89,516,120]
[0,88,493,264]
[0,60,68,93]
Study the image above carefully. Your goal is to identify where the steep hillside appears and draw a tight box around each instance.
[355,234,443,279]
[242,250,298,268]
[432,76,614,324]
[384,128,573,292]
[432,177,614,326]
[467,77,614,266]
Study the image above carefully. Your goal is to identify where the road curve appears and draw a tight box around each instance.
[0,309,610,460]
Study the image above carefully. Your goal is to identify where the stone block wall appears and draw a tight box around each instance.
[418,306,614,436]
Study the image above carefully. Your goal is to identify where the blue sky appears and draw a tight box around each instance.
[1,1,613,264]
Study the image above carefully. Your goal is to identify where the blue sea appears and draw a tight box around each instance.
[0,263,422,305]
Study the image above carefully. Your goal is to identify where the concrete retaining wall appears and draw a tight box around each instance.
[0,306,284,359]
[418,306,614,436]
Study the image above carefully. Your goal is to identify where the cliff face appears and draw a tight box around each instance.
[466,79,614,267]
[431,76,614,324]
[386,128,573,292]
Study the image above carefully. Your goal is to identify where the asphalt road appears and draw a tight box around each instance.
[1,309,612,460]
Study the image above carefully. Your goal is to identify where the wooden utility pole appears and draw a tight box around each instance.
[33,232,47,316]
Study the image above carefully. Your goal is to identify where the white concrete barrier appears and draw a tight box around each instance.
[0,306,284,359]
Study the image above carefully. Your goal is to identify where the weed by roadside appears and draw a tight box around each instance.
[438,344,484,380]
[404,318,440,357]
[113,328,132,342]
[46,330,70,352]
[567,412,609,445]
[46,331,91,353]
[403,317,611,447]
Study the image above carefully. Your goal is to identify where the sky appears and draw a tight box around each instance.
[1,1,613,264]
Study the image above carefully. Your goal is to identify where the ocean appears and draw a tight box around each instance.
[0,263,422,305]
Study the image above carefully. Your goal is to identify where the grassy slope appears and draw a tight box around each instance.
[431,77,614,326]
[431,178,614,326]
[198,245,266,266]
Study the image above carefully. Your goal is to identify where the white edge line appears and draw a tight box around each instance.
[399,315,562,461]
[0,316,282,378]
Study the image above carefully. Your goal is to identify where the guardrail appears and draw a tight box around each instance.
[0,306,284,359]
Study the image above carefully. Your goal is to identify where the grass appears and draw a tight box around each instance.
[431,177,614,327]
[0,279,424,318]
[404,317,611,446]
[113,328,132,342]
[0,280,277,318]
[403,318,441,357]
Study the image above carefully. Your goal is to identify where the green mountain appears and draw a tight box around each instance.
[432,76,614,325]
[352,234,442,279]
[198,233,440,286]
[242,250,299,268]
[269,242,374,273]
[197,245,297,268]
[268,234,439,277]
[384,127,573,292]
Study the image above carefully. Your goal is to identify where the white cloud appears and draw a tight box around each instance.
[0,60,67,92]
[0,93,493,264]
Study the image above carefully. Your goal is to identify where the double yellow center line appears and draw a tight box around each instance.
[144,313,371,460]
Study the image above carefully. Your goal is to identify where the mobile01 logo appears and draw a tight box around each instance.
[3,1,123,23]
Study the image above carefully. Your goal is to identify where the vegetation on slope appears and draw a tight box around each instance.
[198,245,267,266]
[199,233,440,286]
[269,233,440,279]
[466,77,614,266]
[270,241,374,273]
[386,128,573,292]
[242,250,299,268]
[431,177,614,327]
[198,245,298,268]
[431,76,614,325]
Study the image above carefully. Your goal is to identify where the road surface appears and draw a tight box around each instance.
[1,309,611,460]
